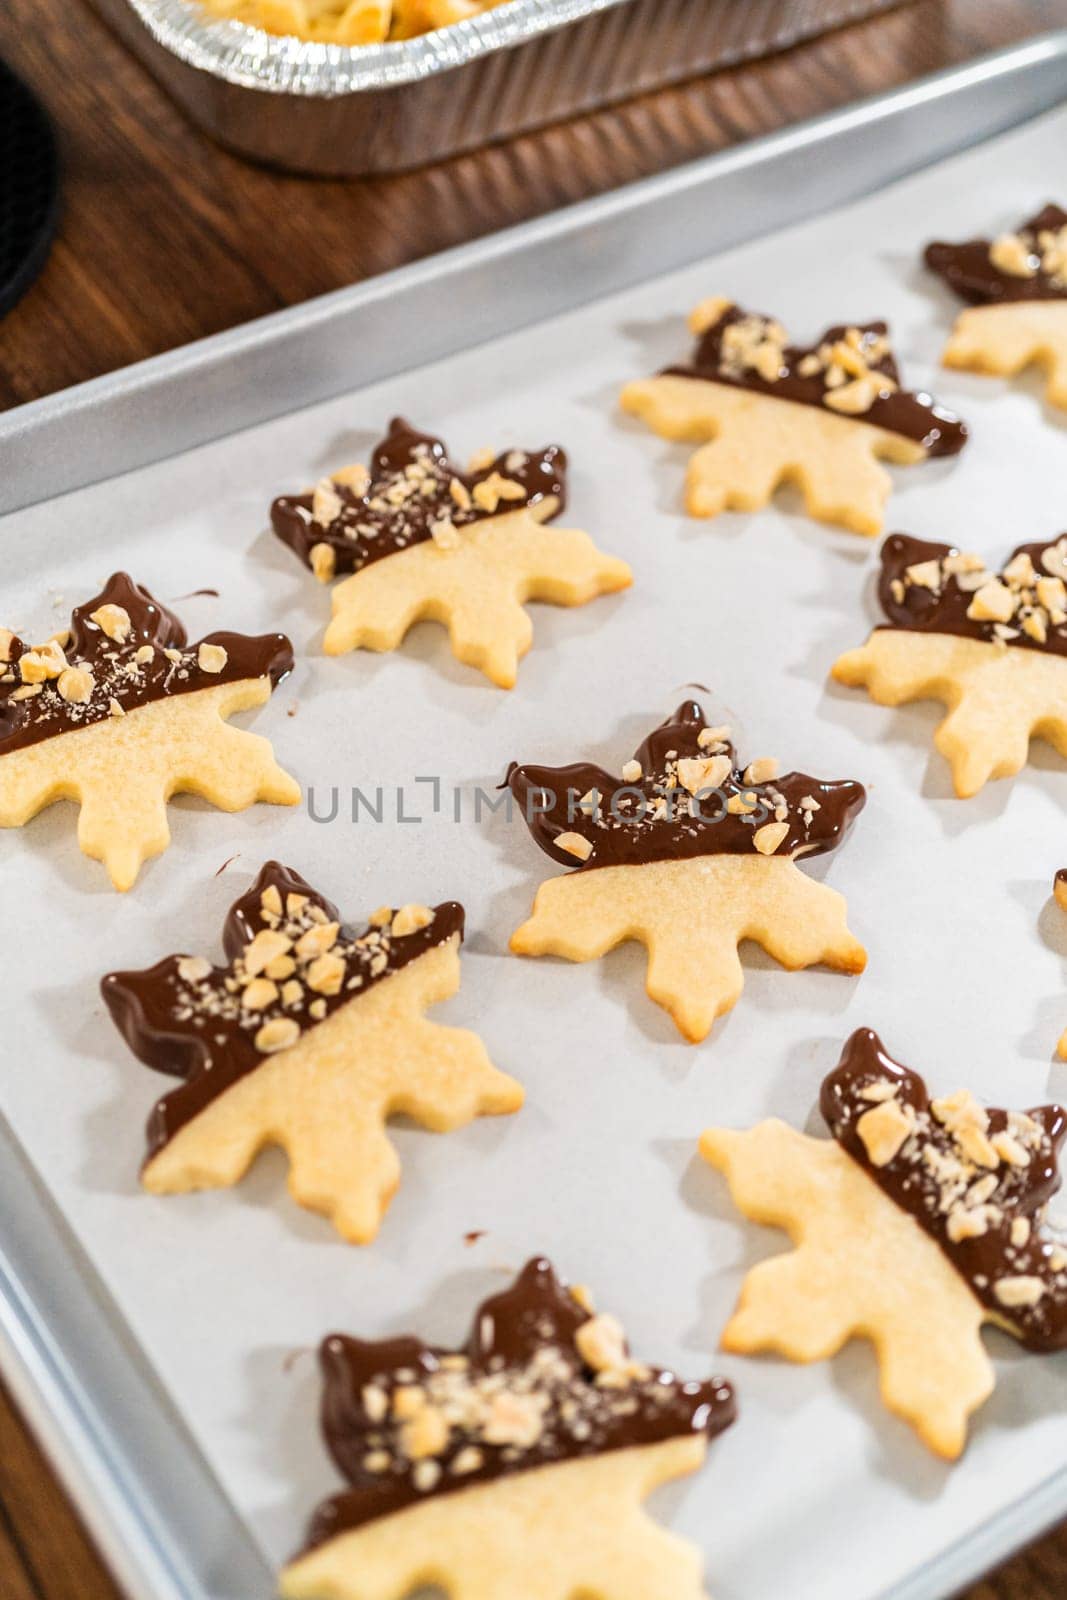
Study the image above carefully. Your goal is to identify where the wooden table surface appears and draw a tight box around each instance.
[3,0,1067,1593]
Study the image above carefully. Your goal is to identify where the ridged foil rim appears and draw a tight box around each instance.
[122,0,635,94]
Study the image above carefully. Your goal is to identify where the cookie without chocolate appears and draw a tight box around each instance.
[833,532,1067,796]
[0,573,298,890]
[102,862,522,1242]
[926,205,1067,410]
[621,299,966,536]
[280,1256,735,1600]
[506,699,866,1042]
[271,418,631,689]
[702,1027,1067,1458]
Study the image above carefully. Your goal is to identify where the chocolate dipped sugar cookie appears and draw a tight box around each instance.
[506,699,866,1042]
[703,1028,1067,1458]
[833,532,1067,797]
[926,205,1067,410]
[620,299,966,536]
[102,862,522,1242]
[0,574,298,890]
[271,418,631,688]
[280,1257,736,1600]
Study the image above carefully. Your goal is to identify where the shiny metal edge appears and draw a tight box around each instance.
[112,0,628,93]
[0,1115,271,1600]
[3,47,1067,1595]
[4,32,1067,515]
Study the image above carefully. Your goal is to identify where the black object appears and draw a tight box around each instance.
[0,57,59,321]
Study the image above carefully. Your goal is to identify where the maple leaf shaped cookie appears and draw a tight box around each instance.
[833,531,1067,796]
[280,1256,736,1600]
[506,699,866,1042]
[926,205,1067,410]
[703,1027,1067,1459]
[101,862,522,1242]
[0,573,298,890]
[620,298,967,536]
[271,417,631,688]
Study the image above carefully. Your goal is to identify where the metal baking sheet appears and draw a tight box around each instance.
[86,0,905,176]
[3,34,1067,1600]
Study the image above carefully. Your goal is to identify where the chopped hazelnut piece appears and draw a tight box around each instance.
[295,921,340,962]
[108,697,125,717]
[0,628,14,663]
[575,1313,628,1375]
[89,603,132,643]
[1041,541,1067,582]
[19,640,66,683]
[620,759,643,783]
[482,1391,546,1449]
[856,1099,914,1167]
[823,375,880,415]
[991,1131,1030,1167]
[471,472,526,514]
[134,644,155,665]
[177,955,212,983]
[688,296,734,335]
[905,560,942,591]
[260,884,283,917]
[400,1405,450,1460]
[752,821,790,856]
[993,1275,1046,1309]
[254,1016,301,1054]
[265,954,296,980]
[697,724,731,748]
[990,232,1037,278]
[309,542,336,584]
[369,906,393,928]
[412,1460,442,1492]
[197,642,229,674]
[676,754,731,795]
[332,463,370,493]
[242,977,279,1011]
[307,952,345,996]
[361,1383,388,1423]
[449,477,472,512]
[450,1446,484,1475]
[555,831,594,862]
[1036,574,1067,611]
[966,579,1016,624]
[57,665,94,705]
[391,904,432,938]
[244,928,293,977]
[312,479,344,526]
[743,757,779,785]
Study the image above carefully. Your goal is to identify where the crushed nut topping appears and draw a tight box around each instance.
[271,418,566,583]
[0,574,291,755]
[507,700,865,873]
[300,1258,735,1546]
[877,533,1067,657]
[823,1029,1067,1350]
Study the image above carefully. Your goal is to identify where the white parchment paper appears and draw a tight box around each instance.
[4,103,1067,1600]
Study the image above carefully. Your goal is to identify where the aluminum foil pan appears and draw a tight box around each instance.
[89,0,905,175]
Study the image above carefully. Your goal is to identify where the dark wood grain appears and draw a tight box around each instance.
[4,0,1067,1595]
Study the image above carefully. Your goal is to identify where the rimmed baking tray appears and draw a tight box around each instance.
[3,32,1067,1600]
[85,0,906,174]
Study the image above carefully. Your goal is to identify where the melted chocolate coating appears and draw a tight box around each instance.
[506,700,865,871]
[271,417,567,579]
[301,1256,735,1551]
[0,573,293,757]
[873,533,1067,658]
[822,1029,1067,1350]
[101,862,465,1161]
[925,206,1067,305]
[664,304,967,455]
